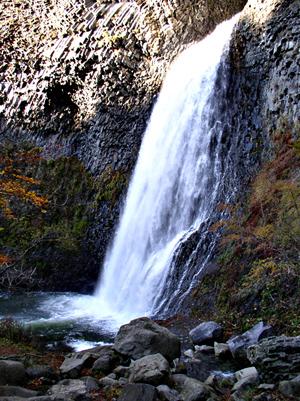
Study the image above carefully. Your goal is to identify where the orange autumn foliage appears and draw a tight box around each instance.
[0,147,48,218]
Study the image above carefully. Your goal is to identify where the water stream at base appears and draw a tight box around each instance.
[0,15,240,347]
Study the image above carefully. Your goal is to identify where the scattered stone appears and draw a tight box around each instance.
[117,383,158,401]
[80,376,99,391]
[227,322,273,360]
[235,367,259,382]
[0,361,26,386]
[214,342,230,358]
[205,372,236,388]
[114,317,181,361]
[279,376,300,399]
[189,322,223,346]
[184,349,194,358]
[247,336,300,381]
[172,374,210,401]
[99,376,120,388]
[114,365,130,378]
[258,383,275,390]
[92,346,121,374]
[49,379,92,400]
[232,374,259,393]
[129,353,169,385]
[157,384,182,401]
[60,352,93,378]
[194,345,214,355]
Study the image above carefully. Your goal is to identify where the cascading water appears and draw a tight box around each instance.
[94,14,240,321]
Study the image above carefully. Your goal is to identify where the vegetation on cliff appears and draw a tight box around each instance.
[192,125,300,336]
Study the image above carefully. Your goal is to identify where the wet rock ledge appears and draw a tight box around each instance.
[1,317,300,400]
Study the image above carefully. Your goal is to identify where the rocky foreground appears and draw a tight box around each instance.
[1,317,300,400]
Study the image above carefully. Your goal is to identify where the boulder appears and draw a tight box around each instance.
[279,376,300,399]
[114,318,180,361]
[60,352,94,378]
[91,346,121,374]
[117,383,158,401]
[227,322,273,360]
[0,361,26,386]
[247,335,300,381]
[172,374,210,401]
[129,353,170,385]
[189,322,223,346]
[0,386,38,398]
[48,379,92,400]
[157,384,182,401]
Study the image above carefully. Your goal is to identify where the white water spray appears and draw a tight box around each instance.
[94,15,239,321]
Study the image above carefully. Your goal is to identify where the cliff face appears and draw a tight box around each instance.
[189,0,300,334]
[0,0,246,290]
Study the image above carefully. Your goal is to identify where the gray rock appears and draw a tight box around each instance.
[157,384,182,401]
[99,376,120,388]
[0,386,38,398]
[114,365,130,378]
[114,318,180,361]
[235,367,259,382]
[172,375,210,401]
[194,345,214,355]
[232,374,259,393]
[227,322,273,360]
[184,349,194,359]
[91,346,121,374]
[214,342,230,358]
[0,361,26,386]
[129,353,169,385]
[247,336,300,381]
[49,379,91,400]
[60,352,93,378]
[189,322,223,346]
[117,383,158,401]
[80,376,99,391]
[279,376,300,399]
[258,383,275,390]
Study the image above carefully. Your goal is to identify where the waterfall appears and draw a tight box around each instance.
[95,14,239,321]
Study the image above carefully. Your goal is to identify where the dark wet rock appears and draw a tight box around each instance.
[279,376,300,399]
[0,386,38,398]
[227,322,273,360]
[60,352,94,378]
[117,383,158,401]
[189,322,223,346]
[129,353,169,386]
[91,346,121,374]
[114,318,181,361]
[194,345,214,356]
[0,361,26,386]
[48,379,92,400]
[247,335,300,381]
[157,384,182,401]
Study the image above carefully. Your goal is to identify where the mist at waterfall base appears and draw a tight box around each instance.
[0,15,239,348]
